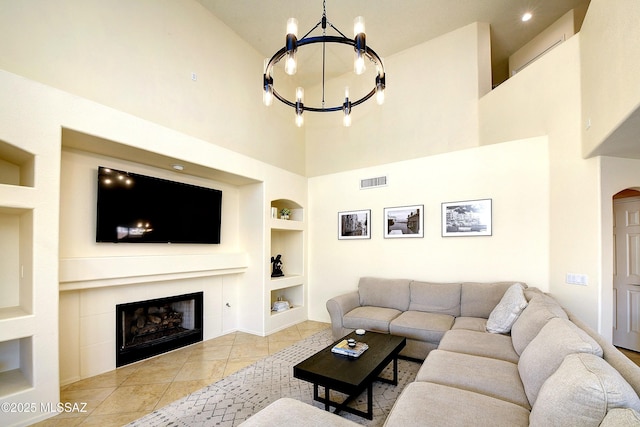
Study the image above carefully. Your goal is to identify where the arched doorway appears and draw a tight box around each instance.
[613,188,640,351]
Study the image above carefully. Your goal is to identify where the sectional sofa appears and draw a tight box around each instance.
[241,277,640,426]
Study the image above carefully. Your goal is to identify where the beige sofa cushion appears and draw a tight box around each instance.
[358,277,411,311]
[511,294,568,355]
[460,282,520,318]
[530,353,640,427]
[416,349,530,409]
[409,281,461,316]
[389,311,454,343]
[452,317,487,332]
[437,329,519,363]
[518,317,603,405]
[383,382,530,427]
[240,398,360,427]
[600,408,640,426]
[486,282,528,334]
[343,306,401,333]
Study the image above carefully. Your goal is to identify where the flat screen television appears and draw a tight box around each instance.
[96,166,222,244]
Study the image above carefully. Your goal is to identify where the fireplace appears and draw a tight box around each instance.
[116,292,203,367]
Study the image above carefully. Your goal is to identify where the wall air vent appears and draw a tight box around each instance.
[360,176,388,190]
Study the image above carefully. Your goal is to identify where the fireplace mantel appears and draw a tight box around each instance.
[59,252,248,291]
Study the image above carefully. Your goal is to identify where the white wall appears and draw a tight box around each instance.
[479,34,604,331]
[307,137,550,322]
[0,0,305,175]
[509,10,575,76]
[581,0,640,157]
[304,22,492,177]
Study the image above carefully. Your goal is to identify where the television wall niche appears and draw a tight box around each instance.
[96,166,222,244]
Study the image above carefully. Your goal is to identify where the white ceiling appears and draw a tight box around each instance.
[197,0,590,87]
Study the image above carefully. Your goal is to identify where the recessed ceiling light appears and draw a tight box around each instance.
[522,12,533,22]
[171,164,184,171]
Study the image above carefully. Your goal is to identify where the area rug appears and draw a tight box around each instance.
[128,328,420,426]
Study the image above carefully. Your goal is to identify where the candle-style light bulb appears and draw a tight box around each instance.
[285,18,298,75]
[343,86,352,127]
[353,16,367,75]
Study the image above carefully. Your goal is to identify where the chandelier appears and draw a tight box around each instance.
[262,1,386,127]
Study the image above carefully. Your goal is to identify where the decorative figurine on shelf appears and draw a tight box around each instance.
[271,254,284,277]
[280,208,291,220]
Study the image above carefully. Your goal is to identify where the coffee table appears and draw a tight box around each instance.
[293,331,406,420]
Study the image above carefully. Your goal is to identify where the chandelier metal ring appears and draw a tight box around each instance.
[265,35,385,112]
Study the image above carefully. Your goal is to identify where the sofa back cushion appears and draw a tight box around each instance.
[409,281,461,316]
[511,294,568,355]
[518,318,603,406]
[460,282,521,318]
[358,277,411,311]
[530,353,640,427]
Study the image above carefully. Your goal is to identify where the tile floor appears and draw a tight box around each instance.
[33,320,329,427]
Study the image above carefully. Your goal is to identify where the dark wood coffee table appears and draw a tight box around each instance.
[293,331,406,420]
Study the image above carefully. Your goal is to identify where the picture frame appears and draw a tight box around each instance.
[384,205,424,238]
[442,199,492,237]
[338,209,371,240]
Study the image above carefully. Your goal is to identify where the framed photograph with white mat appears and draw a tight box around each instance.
[338,209,371,240]
[442,199,492,237]
[383,205,424,238]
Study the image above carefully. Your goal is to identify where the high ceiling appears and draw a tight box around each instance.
[197,0,590,87]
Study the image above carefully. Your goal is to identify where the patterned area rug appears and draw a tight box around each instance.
[128,328,420,426]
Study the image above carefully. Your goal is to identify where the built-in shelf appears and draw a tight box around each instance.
[0,337,34,397]
[270,275,303,290]
[0,136,43,421]
[270,229,303,277]
[271,199,303,222]
[0,139,35,188]
[267,198,306,333]
[270,218,304,231]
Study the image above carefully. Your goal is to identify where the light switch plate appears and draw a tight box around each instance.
[566,273,588,286]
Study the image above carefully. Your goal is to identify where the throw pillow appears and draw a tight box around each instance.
[486,282,527,334]
[530,353,640,427]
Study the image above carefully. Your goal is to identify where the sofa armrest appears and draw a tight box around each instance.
[326,291,360,340]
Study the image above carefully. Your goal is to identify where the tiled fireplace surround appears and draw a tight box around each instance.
[58,253,247,386]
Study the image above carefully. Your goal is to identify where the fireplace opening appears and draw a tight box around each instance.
[116,292,203,367]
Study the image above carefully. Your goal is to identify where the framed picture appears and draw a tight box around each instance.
[384,205,424,238]
[442,199,492,237]
[338,209,371,240]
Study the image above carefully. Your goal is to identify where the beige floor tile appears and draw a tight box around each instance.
[121,363,182,385]
[268,326,302,342]
[200,333,237,347]
[31,416,87,426]
[186,344,232,362]
[233,332,269,345]
[36,321,331,427]
[173,359,227,382]
[144,347,193,367]
[55,387,116,417]
[229,341,269,359]
[61,365,137,391]
[92,383,169,415]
